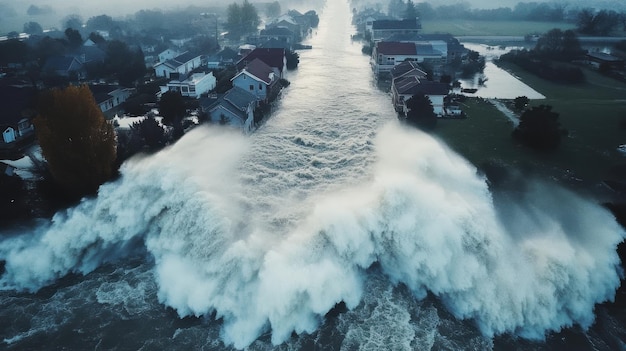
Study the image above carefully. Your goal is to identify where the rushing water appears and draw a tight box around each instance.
[1,1,626,350]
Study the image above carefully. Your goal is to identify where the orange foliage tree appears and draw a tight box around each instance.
[34,85,117,196]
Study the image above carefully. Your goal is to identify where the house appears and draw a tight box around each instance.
[267,15,302,42]
[42,56,84,78]
[88,85,133,117]
[154,52,203,78]
[391,61,449,116]
[206,47,239,69]
[371,41,446,76]
[158,49,181,63]
[586,52,624,70]
[200,87,257,133]
[383,33,467,63]
[231,58,278,102]
[0,86,37,153]
[258,27,296,49]
[371,18,421,42]
[392,76,449,116]
[69,45,106,65]
[160,72,216,99]
[236,48,287,79]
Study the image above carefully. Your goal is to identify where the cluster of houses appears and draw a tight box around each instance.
[362,15,467,118]
[0,6,318,155]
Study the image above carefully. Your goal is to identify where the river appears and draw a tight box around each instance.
[0,1,625,350]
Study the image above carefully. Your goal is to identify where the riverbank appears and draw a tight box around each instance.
[435,60,626,200]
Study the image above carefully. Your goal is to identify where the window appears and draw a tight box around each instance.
[249,85,254,91]
[259,84,263,90]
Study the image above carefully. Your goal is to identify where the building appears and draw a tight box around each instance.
[0,86,37,154]
[231,58,279,103]
[236,48,287,79]
[154,52,203,79]
[200,87,257,133]
[371,41,446,76]
[89,85,133,117]
[371,18,421,42]
[390,61,448,116]
[586,52,625,70]
[160,72,216,99]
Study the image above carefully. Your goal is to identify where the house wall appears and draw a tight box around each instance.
[400,94,445,116]
[232,74,268,101]
[210,106,244,127]
[159,49,179,62]
[2,127,16,144]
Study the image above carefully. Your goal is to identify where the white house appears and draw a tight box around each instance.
[371,41,446,76]
[158,49,181,63]
[154,52,202,79]
[89,85,133,115]
[160,72,216,99]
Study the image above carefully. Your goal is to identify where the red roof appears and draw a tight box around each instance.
[241,58,275,84]
[376,42,416,55]
[237,48,286,73]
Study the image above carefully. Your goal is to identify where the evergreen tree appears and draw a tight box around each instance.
[512,105,566,150]
[404,0,418,20]
[34,85,117,196]
[405,93,437,130]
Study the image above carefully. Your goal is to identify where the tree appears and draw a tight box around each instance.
[34,85,117,196]
[513,96,529,110]
[63,14,83,30]
[86,15,115,31]
[23,21,43,35]
[388,0,405,18]
[404,0,418,20]
[535,28,583,61]
[159,91,186,138]
[266,1,281,18]
[405,93,437,130]
[130,117,167,151]
[226,0,260,39]
[65,28,83,49]
[512,105,566,151]
[286,50,299,70]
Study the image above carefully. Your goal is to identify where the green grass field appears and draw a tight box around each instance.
[434,65,626,186]
[420,20,576,36]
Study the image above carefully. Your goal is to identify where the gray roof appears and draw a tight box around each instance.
[396,80,449,96]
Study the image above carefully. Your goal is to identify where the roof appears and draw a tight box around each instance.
[223,87,256,111]
[42,56,81,72]
[218,47,239,61]
[69,45,106,63]
[587,52,624,62]
[204,87,256,122]
[238,58,275,84]
[260,38,291,50]
[88,85,123,104]
[158,51,201,69]
[372,19,420,30]
[391,61,427,79]
[396,80,449,96]
[376,42,417,55]
[237,48,286,73]
[0,86,37,126]
[260,27,294,36]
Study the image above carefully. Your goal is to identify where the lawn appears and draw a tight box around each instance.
[420,20,576,36]
[435,63,626,187]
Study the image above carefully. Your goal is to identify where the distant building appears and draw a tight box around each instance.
[236,48,287,79]
[586,52,625,70]
[371,18,421,42]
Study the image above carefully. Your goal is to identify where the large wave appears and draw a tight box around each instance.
[0,124,623,349]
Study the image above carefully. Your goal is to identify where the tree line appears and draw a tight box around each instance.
[385,0,626,36]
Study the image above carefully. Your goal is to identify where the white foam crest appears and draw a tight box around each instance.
[0,122,623,349]
[0,126,250,292]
